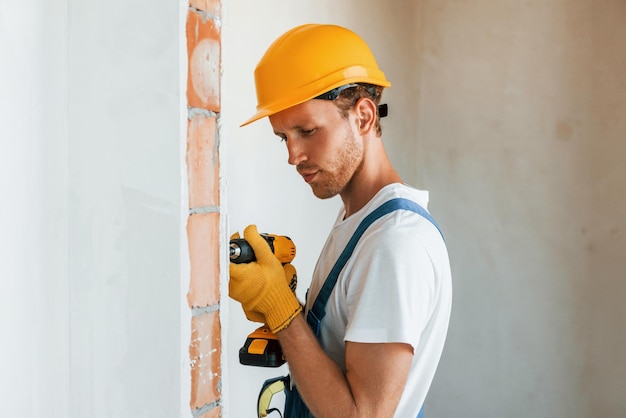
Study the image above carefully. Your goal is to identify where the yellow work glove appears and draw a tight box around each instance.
[229,225,302,333]
[228,231,299,325]
[229,231,265,324]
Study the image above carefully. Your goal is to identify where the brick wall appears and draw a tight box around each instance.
[185,1,223,416]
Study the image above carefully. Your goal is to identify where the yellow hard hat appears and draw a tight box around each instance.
[241,24,391,127]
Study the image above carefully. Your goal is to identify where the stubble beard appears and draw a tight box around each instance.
[308,128,363,200]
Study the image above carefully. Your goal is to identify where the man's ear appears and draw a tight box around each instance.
[354,97,377,134]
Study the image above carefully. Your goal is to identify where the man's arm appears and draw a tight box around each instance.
[278,314,413,418]
[228,225,413,416]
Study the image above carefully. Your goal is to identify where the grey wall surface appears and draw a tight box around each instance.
[405,2,626,417]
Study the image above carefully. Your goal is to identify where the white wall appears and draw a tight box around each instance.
[66,0,186,415]
[1,0,187,416]
[1,0,69,415]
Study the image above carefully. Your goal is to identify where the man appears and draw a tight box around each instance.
[229,24,452,417]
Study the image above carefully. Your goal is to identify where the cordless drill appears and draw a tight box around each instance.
[230,233,296,367]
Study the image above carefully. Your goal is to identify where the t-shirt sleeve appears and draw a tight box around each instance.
[343,216,437,350]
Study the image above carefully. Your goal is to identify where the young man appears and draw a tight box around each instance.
[229,24,452,417]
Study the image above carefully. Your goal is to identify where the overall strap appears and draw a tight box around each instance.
[306,198,444,336]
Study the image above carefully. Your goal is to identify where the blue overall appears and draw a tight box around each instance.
[263,198,443,418]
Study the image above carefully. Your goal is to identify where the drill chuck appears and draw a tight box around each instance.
[229,239,257,263]
[229,234,295,264]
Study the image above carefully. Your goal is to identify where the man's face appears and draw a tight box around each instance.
[269,99,363,199]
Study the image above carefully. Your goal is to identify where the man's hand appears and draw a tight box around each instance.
[229,225,302,333]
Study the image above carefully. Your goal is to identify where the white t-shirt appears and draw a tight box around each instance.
[304,183,452,417]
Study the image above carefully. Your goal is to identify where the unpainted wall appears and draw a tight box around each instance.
[410,2,626,417]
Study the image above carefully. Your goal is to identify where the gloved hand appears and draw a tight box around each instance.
[231,263,298,325]
[229,225,302,333]
[228,231,299,292]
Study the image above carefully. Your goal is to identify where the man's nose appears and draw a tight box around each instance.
[286,139,306,166]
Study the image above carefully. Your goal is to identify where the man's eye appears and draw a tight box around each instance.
[302,128,316,136]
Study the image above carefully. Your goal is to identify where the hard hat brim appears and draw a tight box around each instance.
[241,75,391,127]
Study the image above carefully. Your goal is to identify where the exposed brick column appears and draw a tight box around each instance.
[185,1,222,417]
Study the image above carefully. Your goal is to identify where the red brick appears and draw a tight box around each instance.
[187,114,219,209]
[190,312,221,409]
[189,0,221,16]
[187,10,221,111]
[187,213,220,307]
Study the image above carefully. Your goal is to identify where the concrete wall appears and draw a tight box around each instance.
[411,2,626,417]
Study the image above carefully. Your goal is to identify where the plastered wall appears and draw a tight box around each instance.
[2,0,188,415]
[1,1,70,415]
[410,2,626,417]
[68,0,186,415]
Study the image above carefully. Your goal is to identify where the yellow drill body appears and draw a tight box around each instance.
[229,233,297,367]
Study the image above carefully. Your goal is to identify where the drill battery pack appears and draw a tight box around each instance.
[239,326,286,368]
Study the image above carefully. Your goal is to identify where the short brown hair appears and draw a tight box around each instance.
[334,84,385,136]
